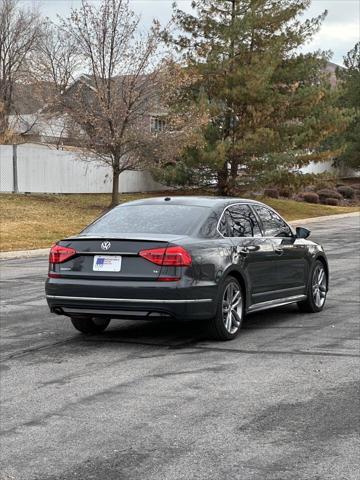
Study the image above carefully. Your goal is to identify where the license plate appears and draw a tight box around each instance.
[93,255,122,272]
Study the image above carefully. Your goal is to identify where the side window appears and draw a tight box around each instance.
[253,205,292,237]
[199,211,221,238]
[218,210,233,237]
[219,204,262,238]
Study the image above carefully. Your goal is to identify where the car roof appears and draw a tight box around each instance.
[117,196,265,209]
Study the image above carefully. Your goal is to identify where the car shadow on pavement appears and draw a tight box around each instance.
[79,303,308,348]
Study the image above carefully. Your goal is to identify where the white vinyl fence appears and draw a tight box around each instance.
[300,160,336,175]
[0,143,166,194]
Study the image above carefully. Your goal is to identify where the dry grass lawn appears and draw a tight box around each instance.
[0,192,359,251]
[255,196,359,221]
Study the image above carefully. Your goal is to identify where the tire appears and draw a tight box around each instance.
[209,276,244,341]
[70,316,110,334]
[298,260,328,313]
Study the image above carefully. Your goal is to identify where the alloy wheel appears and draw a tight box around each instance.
[222,281,243,334]
[312,264,327,308]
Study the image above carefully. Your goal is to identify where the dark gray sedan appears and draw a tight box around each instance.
[45,196,329,340]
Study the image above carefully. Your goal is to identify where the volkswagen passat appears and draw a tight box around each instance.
[45,197,329,340]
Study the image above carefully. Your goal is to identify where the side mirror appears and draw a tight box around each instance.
[296,226,311,239]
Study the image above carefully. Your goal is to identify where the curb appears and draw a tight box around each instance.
[0,212,359,261]
[0,248,49,261]
[290,211,359,225]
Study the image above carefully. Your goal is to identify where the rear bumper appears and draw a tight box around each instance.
[45,278,217,321]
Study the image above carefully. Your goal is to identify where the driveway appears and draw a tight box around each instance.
[0,215,359,480]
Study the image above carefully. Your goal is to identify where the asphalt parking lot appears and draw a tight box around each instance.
[0,214,359,480]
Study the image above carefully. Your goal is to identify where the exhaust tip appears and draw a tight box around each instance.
[51,307,63,315]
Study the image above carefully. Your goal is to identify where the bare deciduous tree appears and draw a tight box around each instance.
[0,0,41,137]
[41,0,168,206]
[33,21,81,96]
[144,60,209,166]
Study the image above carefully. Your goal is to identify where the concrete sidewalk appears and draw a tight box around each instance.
[0,247,50,260]
[0,211,358,261]
[290,211,359,225]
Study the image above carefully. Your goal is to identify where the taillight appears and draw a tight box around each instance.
[139,247,166,265]
[49,244,76,264]
[139,246,192,266]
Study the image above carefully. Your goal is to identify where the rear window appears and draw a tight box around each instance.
[82,204,210,236]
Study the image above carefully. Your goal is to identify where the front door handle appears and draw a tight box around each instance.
[274,247,284,255]
[237,245,259,255]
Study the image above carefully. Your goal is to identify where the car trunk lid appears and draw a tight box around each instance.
[49,234,188,281]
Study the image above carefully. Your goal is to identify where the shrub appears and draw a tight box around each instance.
[314,180,335,190]
[264,188,279,198]
[279,188,291,198]
[336,185,354,199]
[324,198,339,206]
[317,188,342,201]
[293,194,304,202]
[302,192,319,204]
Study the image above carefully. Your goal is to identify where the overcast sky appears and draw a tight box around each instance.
[25,0,360,65]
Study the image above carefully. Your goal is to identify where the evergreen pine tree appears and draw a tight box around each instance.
[336,42,360,171]
[160,0,347,194]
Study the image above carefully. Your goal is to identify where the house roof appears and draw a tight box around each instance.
[11,82,55,115]
[11,61,343,118]
[324,61,342,88]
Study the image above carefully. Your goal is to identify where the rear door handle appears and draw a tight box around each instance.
[274,247,284,255]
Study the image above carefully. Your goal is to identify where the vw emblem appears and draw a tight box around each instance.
[101,240,111,251]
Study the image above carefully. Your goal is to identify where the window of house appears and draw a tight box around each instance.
[253,205,292,237]
[150,116,166,133]
[218,204,262,238]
